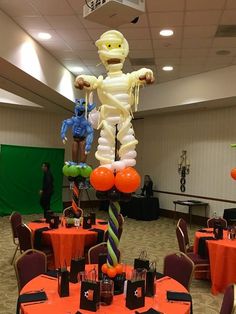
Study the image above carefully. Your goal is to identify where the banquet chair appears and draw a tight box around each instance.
[207,217,227,228]
[163,252,194,291]
[220,284,236,314]
[88,242,121,264]
[177,218,193,252]
[16,223,53,263]
[14,249,47,292]
[9,211,22,264]
[63,205,83,218]
[176,226,210,276]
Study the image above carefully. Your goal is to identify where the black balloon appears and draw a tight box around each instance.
[120,192,132,202]
[108,187,121,202]
[96,190,109,200]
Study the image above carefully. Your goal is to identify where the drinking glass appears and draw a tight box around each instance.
[100,278,114,306]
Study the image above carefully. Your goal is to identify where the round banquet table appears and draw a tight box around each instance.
[20,265,191,314]
[28,220,108,269]
[194,228,236,295]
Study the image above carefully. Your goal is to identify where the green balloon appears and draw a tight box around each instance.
[68,165,80,177]
[62,165,70,177]
[80,166,93,178]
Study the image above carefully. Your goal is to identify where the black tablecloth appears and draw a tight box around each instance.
[223,208,236,222]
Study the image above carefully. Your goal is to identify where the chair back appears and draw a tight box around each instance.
[207,217,227,228]
[163,252,194,291]
[14,249,47,292]
[177,218,190,246]
[63,206,83,218]
[10,212,22,242]
[176,226,186,253]
[88,242,121,264]
[220,284,236,314]
[16,224,33,252]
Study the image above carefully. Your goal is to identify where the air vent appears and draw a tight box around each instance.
[129,58,155,66]
[215,25,236,37]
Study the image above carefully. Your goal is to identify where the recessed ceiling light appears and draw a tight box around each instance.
[216,49,230,55]
[70,66,84,73]
[38,32,52,40]
[162,65,173,71]
[159,29,174,37]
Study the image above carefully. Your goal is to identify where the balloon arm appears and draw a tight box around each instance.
[130,68,154,85]
[61,118,74,139]
[74,75,99,90]
[85,124,94,153]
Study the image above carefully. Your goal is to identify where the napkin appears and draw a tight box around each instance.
[197,229,212,233]
[88,228,105,243]
[167,291,192,314]
[155,272,165,280]
[198,236,215,258]
[16,291,47,314]
[135,308,161,314]
[97,221,108,225]
[34,227,50,250]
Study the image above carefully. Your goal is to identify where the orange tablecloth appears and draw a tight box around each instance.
[194,228,236,294]
[21,265,190,314]
[28,220,107,268]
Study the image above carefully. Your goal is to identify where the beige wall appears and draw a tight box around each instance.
[136,106,236,217]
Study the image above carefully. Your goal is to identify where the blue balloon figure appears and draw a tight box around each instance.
[61,98,96,166]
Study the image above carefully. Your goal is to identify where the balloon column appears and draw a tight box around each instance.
[61,98,95,214]
[75,30,154,277]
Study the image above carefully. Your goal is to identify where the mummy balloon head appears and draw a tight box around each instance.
[95,30,129,72]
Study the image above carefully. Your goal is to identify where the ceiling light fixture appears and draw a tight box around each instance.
[162,65,173,71]
[159,29,174,37]
[70,66,84,73]
[216,50,230,55]
[38,32,52,40]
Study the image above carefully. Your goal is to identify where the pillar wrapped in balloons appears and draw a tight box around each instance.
[75,30,154,278]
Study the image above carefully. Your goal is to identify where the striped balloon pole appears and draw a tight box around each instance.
[107,201,120,267]
[72,179,80,212]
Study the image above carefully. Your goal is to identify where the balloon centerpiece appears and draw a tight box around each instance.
[75,30,154,279]
[231,144,236,180]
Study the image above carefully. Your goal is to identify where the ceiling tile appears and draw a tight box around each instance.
[53,50,79,60]
[148,12,184,27]
[204,64,228,71]
[146,0,185,12]
[184,25,218,38]
[45,15,84,29]
[155,57,181,66]
[86,28,110,41]
[82,59,101,67]
[0,0,39,16]
[212,37,236,48]
[129,50,154,58]
[13,16,52,30]
[128,40,153,50]
[181,48,209,57]
[185,11,222,25]
[226,0,236,9]
[29,0,75,15]
[69,40,96,51]
[155,48,182,58]
[180,57,206,65]
[56,28,91,42]
[117,28,150,40]
[151,26,183,40]
[186,0,225,11]
[208,47,236,57]
[77,51,98,59]
[220,10,236,25]
[27,29,62,42]
[205,56,233,65]
[183,38,213,48]
[153,38,182,49]
[40,38,72,51]
[65,0,84,14]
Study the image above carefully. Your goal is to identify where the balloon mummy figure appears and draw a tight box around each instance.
[75,30,154,193]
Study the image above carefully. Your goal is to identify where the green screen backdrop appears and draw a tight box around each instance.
[0,144,65,216]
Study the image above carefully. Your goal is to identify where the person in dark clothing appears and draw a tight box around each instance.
[40,162,54,218]
[141,175,153,197]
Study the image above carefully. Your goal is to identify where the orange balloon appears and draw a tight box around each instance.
[90,167,115,191]
[107,267,117,278]
[101,263,108,274]
[231,168,236,180]
[115,263,123,275]
[115,167,141,193]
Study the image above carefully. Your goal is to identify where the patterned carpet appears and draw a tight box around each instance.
[0,209,223,314]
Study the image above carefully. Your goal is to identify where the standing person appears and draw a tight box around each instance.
[40,162,54,218]
[141,175,153,197]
